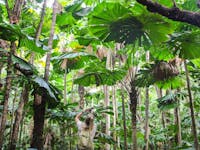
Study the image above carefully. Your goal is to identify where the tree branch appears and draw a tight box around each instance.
[136,0,200,27]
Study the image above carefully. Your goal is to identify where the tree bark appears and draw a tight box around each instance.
[78,85,85,109]
[174,90,182,146]
[30,0,47,64]
[104,85,110,150]
[144,51,150,150]
[136,0,200,27]
[184,60,199,150]
[31,0,58,149]
[121,87,128,150]
[112,86,117,150]
[0,42,15,148]
[64,68,67,104]
[9,84,29,150]
[129,80,138,150]
[31,94,45,149]
[0,0,25,147]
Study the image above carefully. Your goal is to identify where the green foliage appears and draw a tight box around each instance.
[135,63,155,87]
[168,31,200,59]
[156,76,185,89]
[65,0,91,19]
[51,51,97,71]
[74,62,126,86]
[0,23,46,54]
[31,76,62,108]
[88,2,173,45]
[156,92,179,111]
[56,12,76,27]
[12,55,36,76]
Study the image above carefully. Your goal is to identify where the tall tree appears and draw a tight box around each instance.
[9,1,47,149]
[184,60,199,150]
[31,0,59,149]
[0,0,24,148]
[144,51,150,150]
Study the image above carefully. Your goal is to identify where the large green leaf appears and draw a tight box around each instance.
[0,23,46,54]
[65,0,91,19]
[12,55,36,76]
[168,31,200,59]
[51,51,96,60]
[156,92,179,111]
[74,64,126,86]
[88,2,173,45]
[51,51,97,70]
[31,76,62,108]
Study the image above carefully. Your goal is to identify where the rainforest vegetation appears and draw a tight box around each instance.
[0,0,200,149]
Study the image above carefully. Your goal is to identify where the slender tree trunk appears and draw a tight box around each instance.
[112,86,117,150]
[9,84,29,150]
[174,90,182,146]
[121,87,128,150]
[104,85,110,150]
[184,60,199,150]
[31,1,58,149]
[78,85,85,109]
[0,42,15,148]
[9,90,17,143]
[144,51,150,150]
[30,0,47,64]
[129,80,138,150]
[0,0,24,146]
[64,68,67,104]
[144,87,150,150]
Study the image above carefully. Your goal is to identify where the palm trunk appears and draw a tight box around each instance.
[64,68,67,104]
[144,51,150,150]
[112,86,117,150]
[0,42,15,148]
[104,85,110,150]
[184,60,199,150]
[129,80,138,150]
[9,84,29,150]
[144,87,150,150]
[78,85,85,109]
[121,88,128,150]
[31,1,58,149]
[174,100,182,146]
